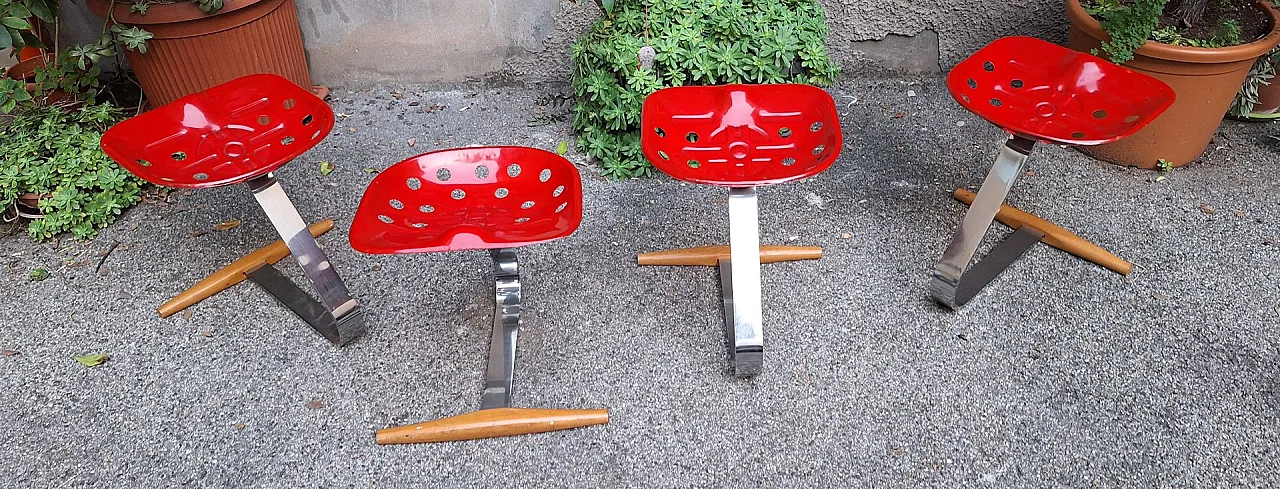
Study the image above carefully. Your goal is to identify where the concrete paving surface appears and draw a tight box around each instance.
[1,78,1277,488]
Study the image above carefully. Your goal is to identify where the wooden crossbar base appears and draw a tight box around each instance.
[952,189,1132,276]
[637,245,822,266]
[157,220,335,318]
[375,407,610,444]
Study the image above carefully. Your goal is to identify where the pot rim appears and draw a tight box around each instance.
[4,53,54,81]
[86,0,268,25]
[1065,0,1280,63]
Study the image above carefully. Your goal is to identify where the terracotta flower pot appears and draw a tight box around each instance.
[86,0,314,107]
[4,54,77,107]
[16,192,47,218]
[1065,0,1280,169]
[1244,74,1280,116]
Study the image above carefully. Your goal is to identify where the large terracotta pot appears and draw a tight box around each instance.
[86,0,313,107]
[1065,0,1280,169]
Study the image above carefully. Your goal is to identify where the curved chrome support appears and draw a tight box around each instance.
[481,248,522,410]
[723,187,764,377]
[245,173,365,345]
[930,136,1041,309]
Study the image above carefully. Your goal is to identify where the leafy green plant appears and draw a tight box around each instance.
[1157,158,1174,172]
[570,0,839,179]
[0,0,57,53]
[1083,0,1169,63]
[1229,45,1279,117]
[1083,0,1257,63]
[0,103,145,240]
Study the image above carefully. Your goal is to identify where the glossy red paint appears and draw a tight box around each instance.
[349,147,583,254]
[947,36,1175,146]
[640,84,843,187]
[99,74,334,188]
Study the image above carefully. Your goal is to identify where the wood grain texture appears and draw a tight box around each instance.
[375,407,610,444]
[637,245,823,266]
[157,220,334,318]
[952,189,1132,276]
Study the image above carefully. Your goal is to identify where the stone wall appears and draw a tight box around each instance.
[57,0,1070,84]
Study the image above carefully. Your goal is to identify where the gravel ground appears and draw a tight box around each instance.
[1,77,1277,488]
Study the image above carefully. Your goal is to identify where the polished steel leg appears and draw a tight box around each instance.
[481,248,521,410]
[930,136,1042,309]
[721,187,763,377]
[245,173,365,345]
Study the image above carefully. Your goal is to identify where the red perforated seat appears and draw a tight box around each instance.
[100,73,335,188]
[350,146,583,254]
[640,84,842,186]
[946,36,1175,146]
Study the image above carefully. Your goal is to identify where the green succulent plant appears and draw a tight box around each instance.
[0,103,145,240]
[570,0,839,180]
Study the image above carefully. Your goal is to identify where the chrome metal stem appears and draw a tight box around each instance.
[722,187,763,377]
[481,248,521,410]
[247,173,358,318]
[930,137,1038,309]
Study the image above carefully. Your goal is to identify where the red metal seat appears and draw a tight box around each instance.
[637,84,842,377]
[100,74,335,188]
[352,146,605,444]
[931,37,1174,309]
[99,74,363,346]
[349,146,583,254]
[946,36,1174,146]
[640,84,843,187]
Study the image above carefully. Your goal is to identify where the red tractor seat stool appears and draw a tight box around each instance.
[350,146,609,444]
[100,74,365,346]
[930,36,1175,309]
[637,84,843,377]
